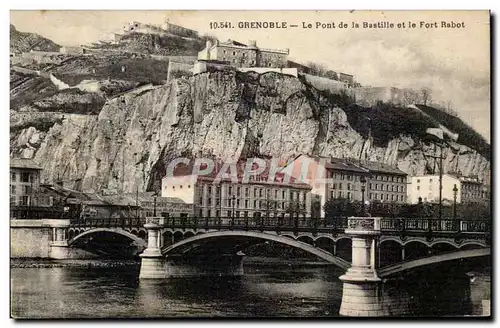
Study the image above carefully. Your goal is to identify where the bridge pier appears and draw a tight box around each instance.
[139,218,165,279]
[48,219,72,259]
[139,218,245,279]
[339,217,384,317]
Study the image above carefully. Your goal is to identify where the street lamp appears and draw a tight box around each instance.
[453,184,458,220]
[360,175,367,216]
[231,194,236,225]
[153,194,157,217]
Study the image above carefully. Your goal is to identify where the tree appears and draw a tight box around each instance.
[402,90,421,106]
[420,87,432,106]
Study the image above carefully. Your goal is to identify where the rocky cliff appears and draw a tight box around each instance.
[10,24,60,53]
[10,69,490,193]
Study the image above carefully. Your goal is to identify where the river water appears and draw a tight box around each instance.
[11,260,346,318]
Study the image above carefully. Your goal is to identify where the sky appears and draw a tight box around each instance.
[10,10,491,142]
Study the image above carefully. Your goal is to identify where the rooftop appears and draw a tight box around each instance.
[10,158,42,170]
[358,160,407,176]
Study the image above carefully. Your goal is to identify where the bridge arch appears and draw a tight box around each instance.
[429,240,460,249]
[379,248,491,278]
[68,228,147,248]
[161,231,350,270]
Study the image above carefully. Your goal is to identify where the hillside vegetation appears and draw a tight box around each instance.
[320,90,490,159]
[416,104,490,160]
[91,33,207,56]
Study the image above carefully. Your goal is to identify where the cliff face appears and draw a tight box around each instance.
[10,24,60,53]
[11,70,490,193]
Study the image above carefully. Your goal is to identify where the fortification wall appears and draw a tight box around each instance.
[167,61,194,82]
[302,73,348,93]
[349,87,406,106]
[151,55,197,64]
[238,67,297,77]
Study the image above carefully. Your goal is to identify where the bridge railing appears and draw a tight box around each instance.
[380,218,490,233]
[157,216,349,232]
[71,217,146,229]
[10,206,73,220]
[66,216,489,235]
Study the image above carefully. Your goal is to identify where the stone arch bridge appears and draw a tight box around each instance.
[40,216,489,316]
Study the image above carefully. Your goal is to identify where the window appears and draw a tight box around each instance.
[235,211,240,218]
[216,210,220,217]
[417,179,420,183]
[375,183,378,190]
[332,183,336,189]
[369,183,372,189]
[254,189,258,197]
[347,192,351,200]
[237,187,241,196]
[208,186,212,194]
[232,51,236,56]
[229,186,233,195]
[227,211,231,217]
[417,186,420,191]
[341,174,345,180]
[10,172,16,182]
[254,200,258,208]
[338,183,343,190]
[259,189,263,197]
[330,191,334,199]
[245,199,249,208]
[391,195,394,201]
[369,193,372,200]
[207,210,211,218]
[282,190,286,198]
[275,190,278,198]
[21,172,32,183]
[236,199,240,208]
[429,178,433,183]
[245,188,249,197]
[386,194,389,200]
[347,183,351,190]
[339,191,343,198]
[10,185,16,195]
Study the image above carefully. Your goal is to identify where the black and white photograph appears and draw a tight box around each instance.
[9,10,491,318]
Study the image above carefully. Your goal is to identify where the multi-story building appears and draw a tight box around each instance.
[360,160,408,204]
[10,158,42,206]
[281,155,408,217]
[281,155,369,217]
[459,176,490,204]
[408,174,489,205]
[162,164,312,218]
[198,39,289,68]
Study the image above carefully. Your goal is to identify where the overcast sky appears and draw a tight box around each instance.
[11,10,490,142]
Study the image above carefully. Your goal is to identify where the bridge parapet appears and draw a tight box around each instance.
[346,217,381,235]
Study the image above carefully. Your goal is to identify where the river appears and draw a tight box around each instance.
[11,260,346,318]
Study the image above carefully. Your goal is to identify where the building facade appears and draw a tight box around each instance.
[198,39,289,68]
[281,155,408,217]
[10,158,43,206]
[360,160,408,204]
[407,174,473,205]
[460,177,490,204]
[162,171,312,218]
